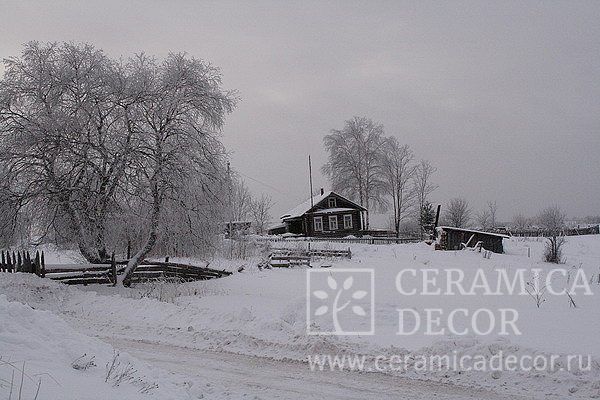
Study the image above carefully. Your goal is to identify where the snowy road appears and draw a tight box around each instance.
[106,338,532,400]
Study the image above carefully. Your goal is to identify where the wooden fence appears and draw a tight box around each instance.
[0,250,232,285]
[264,236,421,245]
[505,225,599,238]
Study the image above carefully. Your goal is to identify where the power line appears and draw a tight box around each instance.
[234,170,297,199]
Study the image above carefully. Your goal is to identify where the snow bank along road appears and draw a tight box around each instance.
[2,235,599,398]
[107,337,530,400]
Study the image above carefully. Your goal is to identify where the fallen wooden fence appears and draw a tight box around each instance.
[1,250,232,285]
[271,247,352,259]
[269,254,311,268]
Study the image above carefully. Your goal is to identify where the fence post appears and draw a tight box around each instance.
[25,251,32,274]
[40,251,46,278]
[6,252,12,272]
[165,256,169,263]
[16,252,22,272]
[126,240,131,260]
[1,251,5,272]
[111,252,117,286]
[35,251,41,276]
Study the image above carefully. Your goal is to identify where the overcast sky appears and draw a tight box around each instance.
[1,1,599,222]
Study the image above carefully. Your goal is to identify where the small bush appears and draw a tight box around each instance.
[544,235,565,264]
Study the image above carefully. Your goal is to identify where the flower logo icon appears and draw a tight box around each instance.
[307,269,374,335]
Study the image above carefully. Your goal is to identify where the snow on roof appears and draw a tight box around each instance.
[437,226,510,239]
[280,191,333,220]
[312,207,355,214]
[267,222,286,230]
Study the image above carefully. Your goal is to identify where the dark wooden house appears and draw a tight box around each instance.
[436,226,509,254]
[271,190,367,237]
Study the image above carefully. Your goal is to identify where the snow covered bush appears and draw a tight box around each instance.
[538,206,567,263]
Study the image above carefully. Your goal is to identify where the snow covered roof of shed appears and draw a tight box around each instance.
[437,226,510,239]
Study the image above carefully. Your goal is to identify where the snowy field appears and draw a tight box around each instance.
[1,235,600,399]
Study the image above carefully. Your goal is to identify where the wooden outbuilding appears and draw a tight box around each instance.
[436,226,509,254]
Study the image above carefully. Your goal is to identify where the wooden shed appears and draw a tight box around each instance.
[436,226,509,254]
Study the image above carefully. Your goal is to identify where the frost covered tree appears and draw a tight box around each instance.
[475,209,491,230]
[380,138,416,236]
[230,177,253,222]
[250,194,273,234]
[413,160,438,237]
[487,200,498,229]
[445,198,471,228]
[0,42,135,262]
[537,206,566,263]
[322,117,387,229]
[120,53,236,284]
[512,213,530,230]
[0,42,236,283]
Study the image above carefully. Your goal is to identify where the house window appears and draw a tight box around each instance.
[329,215,338,230]
[314,216,323,232]
[343,214,353,229]
[328,197,336,208]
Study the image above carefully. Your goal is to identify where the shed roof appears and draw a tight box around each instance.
[437,226,510,239]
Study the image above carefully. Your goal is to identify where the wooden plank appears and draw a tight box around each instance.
[45,265,111,273]
[49,272,111,281]
[60,277,112,285]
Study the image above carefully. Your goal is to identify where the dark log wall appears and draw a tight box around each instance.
[444,230,504,253]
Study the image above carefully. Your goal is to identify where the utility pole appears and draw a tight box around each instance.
[308,155,314,208]
[227,161,233,244]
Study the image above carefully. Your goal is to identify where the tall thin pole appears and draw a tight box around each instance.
[227,161,233,242]
[308,155,314,208]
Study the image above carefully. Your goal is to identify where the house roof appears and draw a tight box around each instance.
[280,191,332,220]
[437,226,510,239]
[280,191,366,220]
[312,207,355,215]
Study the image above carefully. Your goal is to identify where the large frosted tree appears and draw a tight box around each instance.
[120,53,236,284]
[0,42,236,284]
[321,117,386,229]
[0,42,135,262]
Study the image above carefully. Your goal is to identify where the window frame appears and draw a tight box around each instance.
[343,214,353,229]
[313,216,323,232]
[329,215,338,230]
[328,197,337,208]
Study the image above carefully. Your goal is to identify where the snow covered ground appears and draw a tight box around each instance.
[1,235,599,399]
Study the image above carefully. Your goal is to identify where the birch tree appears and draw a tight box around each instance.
[321,117,386,229]
[445,197,472,228]
[487,201,498,229]
[251,194,273,234]
[380,137,416,236]
[120,53,236,284]
[0,42,134,262]
[413,160,438,237]
[537,206,566,263]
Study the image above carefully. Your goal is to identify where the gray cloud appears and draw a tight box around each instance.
[1,0,598,222]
